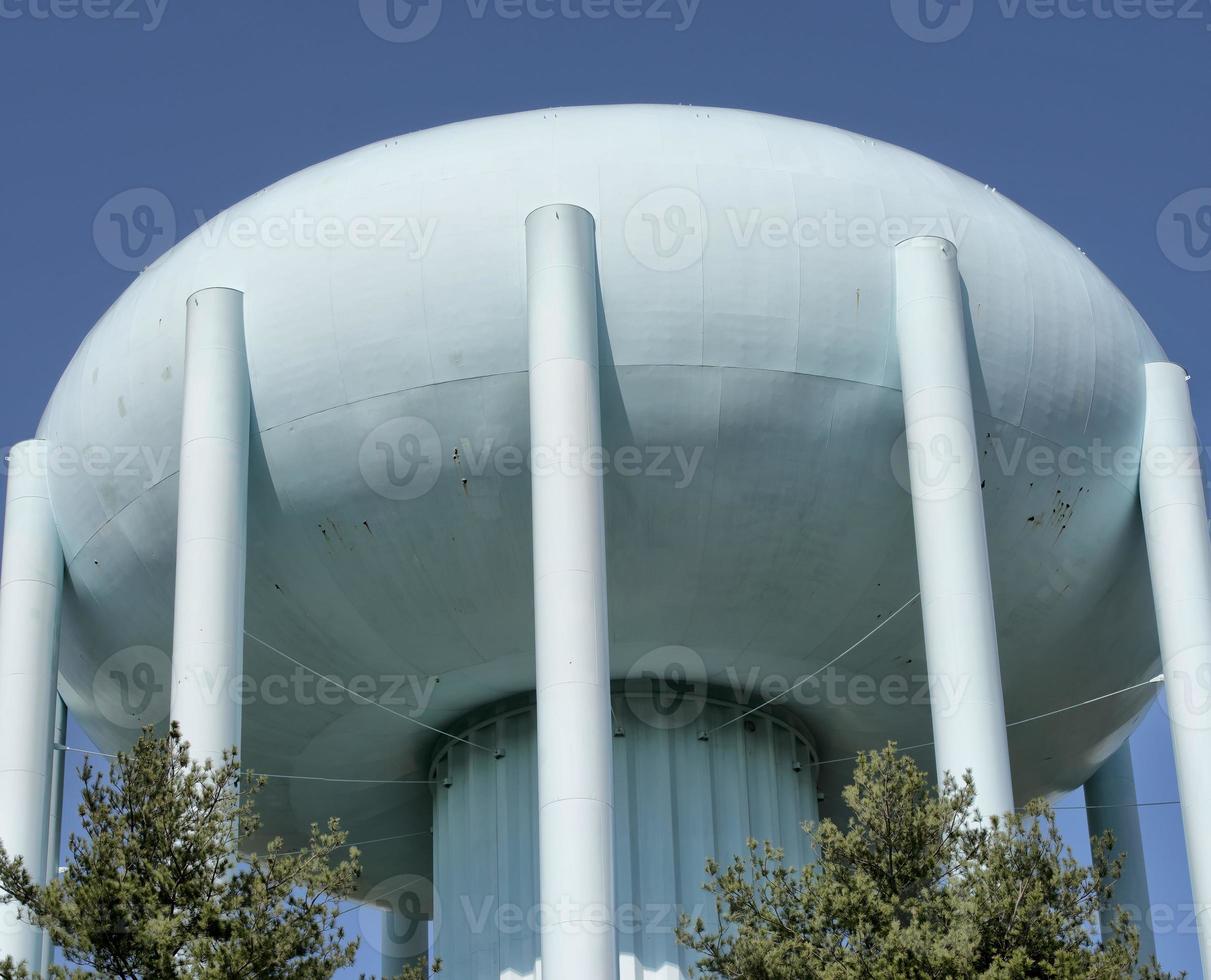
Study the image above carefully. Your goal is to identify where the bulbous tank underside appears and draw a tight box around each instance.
[37,105,1165,891]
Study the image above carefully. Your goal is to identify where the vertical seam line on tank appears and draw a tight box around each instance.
[667,723,681,964]
[1067,249,1098,437]
[696,161,707,369]
[705,716,720,952]
[762,118,802,375]
[634,726,647,965]
[1008,201,1035,429]
[738,721,753,867]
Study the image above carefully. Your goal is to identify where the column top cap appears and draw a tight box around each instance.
[187,286,245,305]
[895,235,957,255]
[525,203,596,226]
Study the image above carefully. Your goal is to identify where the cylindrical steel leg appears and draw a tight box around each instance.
[1139,361,1211,975]
[169,288,251,769]
[894,236,1014,820]
[374,875,432,978]
[526,204,617,979]
[380,905,426,978]
[0,440,64,967]
[39,695,66,974]
[1084,740,1155,963]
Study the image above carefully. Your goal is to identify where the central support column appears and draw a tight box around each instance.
[1139,361,1211,975]
[431,696,820,979]
[0,440,64,967]
[169,288,251,769]
[1083,741,1155,964]
[526,204,617,979]
[894,237,1015,820]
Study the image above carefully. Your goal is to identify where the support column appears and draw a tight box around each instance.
[169,288,251,769]
[526,204,617,979]
[0,440,64,968]
[894,236,1015,820]
[1139,360,1211,975]
[1084,741,1155,963]
[379,903,429,979]
[39,696,67,975]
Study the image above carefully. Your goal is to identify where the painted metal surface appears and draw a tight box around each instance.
[1140,362,1211,975]
[0,441,63,966]
[39,696,67,975]
[894,236,1014,819]
[24,106,1166,895]
[431,697,819,979]
[380,904,429,979]
[169,288,250,768]
[1084,740,1155,964]
[526,204,617,979]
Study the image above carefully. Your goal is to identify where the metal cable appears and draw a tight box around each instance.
[700,591,922,737]
[1005,677,1164,729]
[243,628,496,755]
[811,677,1164,769]
[55,744,435,787]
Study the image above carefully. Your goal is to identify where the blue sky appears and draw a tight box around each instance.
[1,0,1208,975]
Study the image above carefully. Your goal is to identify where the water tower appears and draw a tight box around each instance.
[1,106,1208,978]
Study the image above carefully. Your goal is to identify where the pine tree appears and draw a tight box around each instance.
[677,743,1183,979]
[0,723,368,979]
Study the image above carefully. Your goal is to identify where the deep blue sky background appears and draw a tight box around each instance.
[1,0,1208,975]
